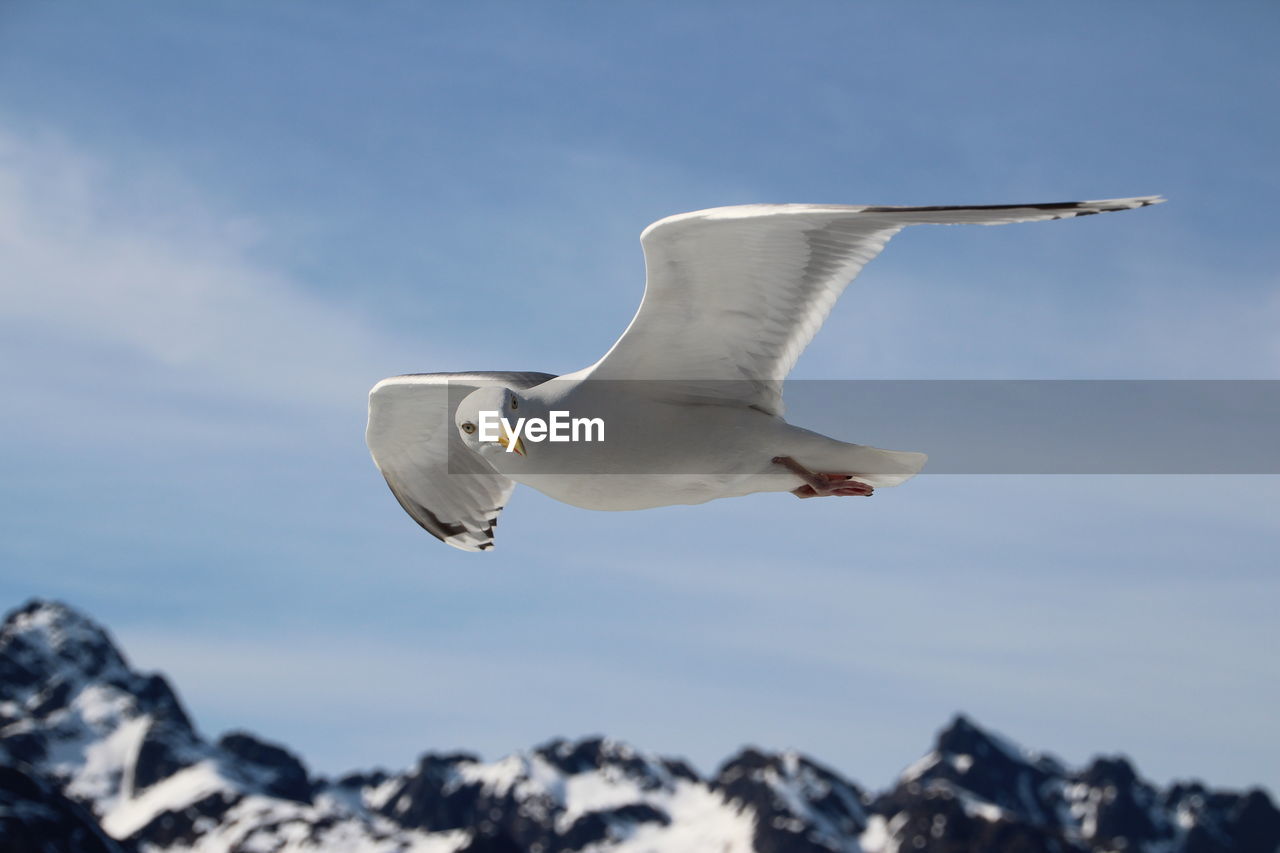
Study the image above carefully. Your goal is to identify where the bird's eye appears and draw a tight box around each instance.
[461,422,476,434]
[510,397,518,410]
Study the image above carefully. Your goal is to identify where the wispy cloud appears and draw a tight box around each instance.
[0,124,421,415]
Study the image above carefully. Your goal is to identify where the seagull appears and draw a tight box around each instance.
[367,197,1162,551]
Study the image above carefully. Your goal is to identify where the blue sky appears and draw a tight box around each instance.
[1,1,1277,793]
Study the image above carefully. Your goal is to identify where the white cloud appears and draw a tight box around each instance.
[0,124,420,412]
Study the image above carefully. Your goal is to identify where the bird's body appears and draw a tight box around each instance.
[483,376,923,511]
[367,197,1162,550]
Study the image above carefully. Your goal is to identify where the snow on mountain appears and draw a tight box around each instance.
[1,599,1276,853]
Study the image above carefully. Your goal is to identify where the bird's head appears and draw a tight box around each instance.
[455,386,531,459]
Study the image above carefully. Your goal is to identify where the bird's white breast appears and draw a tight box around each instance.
[487,388,795,510]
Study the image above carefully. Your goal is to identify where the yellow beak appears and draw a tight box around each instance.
[497,424,527,456]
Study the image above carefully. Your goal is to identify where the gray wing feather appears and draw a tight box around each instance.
[366,371,555,552]
[590,197,1161,415]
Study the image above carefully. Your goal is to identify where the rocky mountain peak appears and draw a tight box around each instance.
[889,713,1066,829]
[0,600,128,703]
[931,713,1065,776]
[713,747,869,853]
[1079,754,1140,789]
[0,599,193,736]
[217,731,313,803]
[2,598,1277,853]
[935,714,1014,759]
[534,735,698,787]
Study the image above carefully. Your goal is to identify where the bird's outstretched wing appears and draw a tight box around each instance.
[366,372,554,551]
[588,197,1163,415]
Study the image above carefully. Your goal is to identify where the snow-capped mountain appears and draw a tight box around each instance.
[1,599,1275,853]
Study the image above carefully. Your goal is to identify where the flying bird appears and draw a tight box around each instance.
[367,197,1162,551]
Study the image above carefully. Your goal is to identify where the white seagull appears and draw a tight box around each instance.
[367,197,1162,551]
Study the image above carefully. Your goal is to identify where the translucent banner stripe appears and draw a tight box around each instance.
[440,380,1280,475]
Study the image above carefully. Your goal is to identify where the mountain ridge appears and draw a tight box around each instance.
[1,598,1275,853]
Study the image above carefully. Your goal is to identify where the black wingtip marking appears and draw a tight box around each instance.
[860,200,1151,215]
[862,201,1090,213]
[381,474,492,548]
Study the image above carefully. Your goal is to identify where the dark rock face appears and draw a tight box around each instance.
[0,600,129,695]
[333,769,390,789]
[456,827,525,853]
[2,598,1278,853]
[869,713,1280,853]
[0,764,130,853]
[714,748,869,853]
[0,600,196,748]
[126,791,241,850]
[372,752,483,832]
[1164,785,1280,853]
[217,731,313,803]
[0,633,45,700]
[373,743,677,853]
[874,783,1073,853]
[0,730,47,766]
[535,736,687,789]
[559,803,671,851]
[132,720,202,795]
[906,714,1067,827]
[131,674,194,732]
[1075,755,1168,848]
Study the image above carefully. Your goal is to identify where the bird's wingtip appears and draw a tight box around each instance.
[1106,194,1166,207]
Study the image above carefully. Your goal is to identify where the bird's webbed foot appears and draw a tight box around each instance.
[772,456,874,499]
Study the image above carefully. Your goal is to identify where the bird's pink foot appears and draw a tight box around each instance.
[772,456,874,499]
[790,474,875,499]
